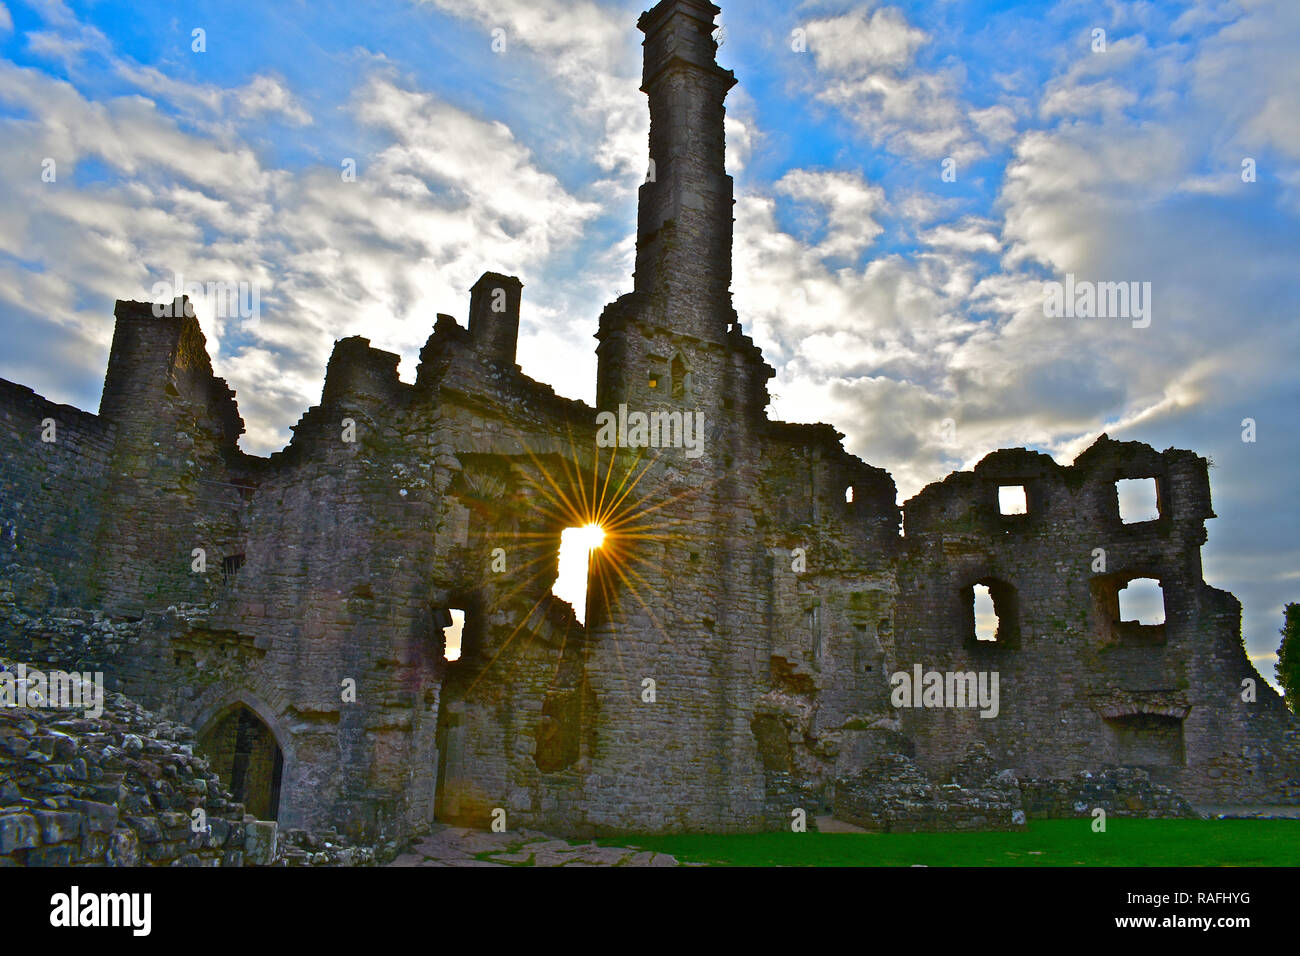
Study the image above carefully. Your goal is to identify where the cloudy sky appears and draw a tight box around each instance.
[1,0,1296,678]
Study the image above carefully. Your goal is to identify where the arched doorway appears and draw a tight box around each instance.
[197,704,284,820]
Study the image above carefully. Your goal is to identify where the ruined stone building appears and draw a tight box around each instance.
[1,0,1296,843]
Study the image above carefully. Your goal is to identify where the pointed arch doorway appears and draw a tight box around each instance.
[197,703,284,820]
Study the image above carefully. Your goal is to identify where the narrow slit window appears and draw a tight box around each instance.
[553,525,605,625]
[443,608,465,661]
[973,584,998,641]
[671,355,687,401]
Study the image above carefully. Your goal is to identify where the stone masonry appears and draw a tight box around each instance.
[1,0,1297,848]
[0,655,276,866]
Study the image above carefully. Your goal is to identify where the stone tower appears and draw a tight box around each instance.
[581,0,778,832]
[596,0,771,428]
[633,0,737,332]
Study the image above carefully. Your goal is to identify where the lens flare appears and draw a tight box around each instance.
[554,523,606,624]
[453,422,726,697]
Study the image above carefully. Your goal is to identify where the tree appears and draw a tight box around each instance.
[1278,603,1300,714]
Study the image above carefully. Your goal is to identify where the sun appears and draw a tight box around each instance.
[552,523,607,625]
[469,423,717,674]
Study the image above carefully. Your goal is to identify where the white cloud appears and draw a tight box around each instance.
[1040,79,1138,119]
[0,55,601,453]
[970,104,1019,144]
[773,169,887,260]
[805,6,928,72]
[236,75,312,125]
[115,65,313,127]
[803,5,984,162]
[919,218,1001,254]
[22,0,109,66]
[1190,0,1300,161]
[419,0,645,178]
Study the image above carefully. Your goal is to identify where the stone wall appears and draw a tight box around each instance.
[892,441,1300,808]
[0,380,114,605]
[0,655,382,865]
[0,655,273,866]
[1019,768,1198,820]
[833,747,1024,833]
[88,299,249,615]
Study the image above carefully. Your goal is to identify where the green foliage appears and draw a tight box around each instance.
[1278,602,1300,714]
[460,468,508,503]
[600,819,1300,867]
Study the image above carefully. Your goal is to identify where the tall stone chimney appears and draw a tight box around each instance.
[633,0,736,339]
[468,272,523,366]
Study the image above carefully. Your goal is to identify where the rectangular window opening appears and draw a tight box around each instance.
[1116,477,1160,523]
[221,553,245,584]
[1094,575,1167,646]
[553,525,605,626]
[965,580,1019,646]
[998,485,1028,515]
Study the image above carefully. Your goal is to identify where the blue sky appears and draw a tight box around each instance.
[1,0,1297,678]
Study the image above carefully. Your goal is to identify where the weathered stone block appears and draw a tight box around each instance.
[0,814,38,854]
[106,828,139,866]
[125,815,163,843]
[26,845,74,866]
[243,820,277,866]
[33,810,81,844]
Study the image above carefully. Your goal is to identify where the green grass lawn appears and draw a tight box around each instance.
[601,819,1300,866]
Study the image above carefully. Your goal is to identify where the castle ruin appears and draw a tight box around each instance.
[1,0,1296,844]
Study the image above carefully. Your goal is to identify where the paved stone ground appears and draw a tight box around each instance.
[815,815,869,833]
[388,825,696,867]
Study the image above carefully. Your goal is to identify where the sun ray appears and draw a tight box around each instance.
[438,415,735,695]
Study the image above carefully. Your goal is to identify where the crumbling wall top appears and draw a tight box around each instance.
[903,434,1214,537]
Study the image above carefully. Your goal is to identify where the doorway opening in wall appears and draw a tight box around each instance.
[196,704,283,820]
[433,699,467,823]
[430,601,473,823]
[552,524,605,625]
